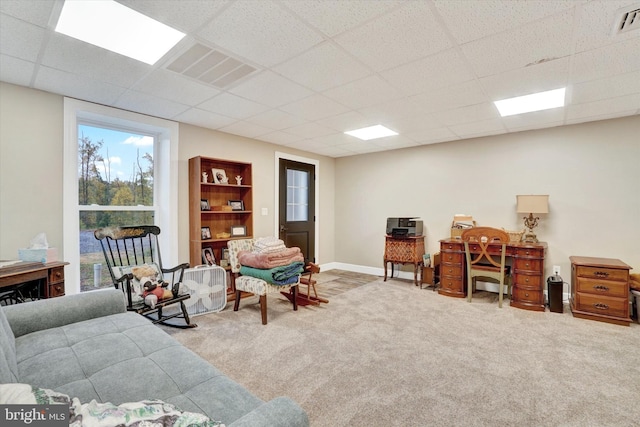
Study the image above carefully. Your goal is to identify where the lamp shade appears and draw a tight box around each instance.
[516,195,549,214]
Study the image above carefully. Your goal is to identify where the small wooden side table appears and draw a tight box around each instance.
[383,235,425,286]
[421,253,440,291]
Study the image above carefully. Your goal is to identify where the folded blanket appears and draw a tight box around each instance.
[238,247,304,269]
[254,237,286,254]
[240,262,304,286]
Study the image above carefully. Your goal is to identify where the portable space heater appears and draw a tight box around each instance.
[179,265,227,316]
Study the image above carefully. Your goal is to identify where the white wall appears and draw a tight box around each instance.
[334,115,640,294]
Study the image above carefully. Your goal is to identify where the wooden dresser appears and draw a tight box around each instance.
[570,256,631,326]
[439,239,547,311]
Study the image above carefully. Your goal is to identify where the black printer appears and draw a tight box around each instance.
[386,217,423,237]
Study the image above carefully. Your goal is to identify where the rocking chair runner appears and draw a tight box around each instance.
[94,225,196,328]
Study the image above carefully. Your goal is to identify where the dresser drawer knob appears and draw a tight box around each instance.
[525,251,530,255]
[525,263,530,267]
[593,271,609,278]
[448,269,452,273]
[525,292,529,297]
[593,285,609,292]
[448,245,453,249]
[525,278,529,283]
[448,256,452,260]
[593,303,609,310]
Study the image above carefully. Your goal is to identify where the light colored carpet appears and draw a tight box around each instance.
[164,272,640,427]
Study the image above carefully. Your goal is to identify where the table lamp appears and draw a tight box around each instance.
[516,195,549,243]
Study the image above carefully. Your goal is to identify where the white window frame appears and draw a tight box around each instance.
[63,98,179,294]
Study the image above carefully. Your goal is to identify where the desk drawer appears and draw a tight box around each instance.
[574,293,627,318]
[441,242,463,252]
[440,264,463,277]
[514,248,544,258]
[512,287,542,304]
[513,273,541,287]
[441,252,463,263]
[575,266,628,282]
[439,277,463,292]
[48,283,65,298]
[514,258,542,272]
[575,278,627,298]
[49,266,65,283]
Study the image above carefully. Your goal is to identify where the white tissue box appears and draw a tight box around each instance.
[18,248,58,263]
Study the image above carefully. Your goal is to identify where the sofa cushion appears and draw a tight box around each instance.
[0,302,18,383]
[13,311,266,424]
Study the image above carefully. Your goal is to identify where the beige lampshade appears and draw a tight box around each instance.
[516,195,549,214]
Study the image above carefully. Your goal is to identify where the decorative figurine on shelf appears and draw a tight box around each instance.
[235,175,243,185]
[202,172,208,183]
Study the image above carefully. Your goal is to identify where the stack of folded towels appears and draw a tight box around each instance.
[238,237,305,285]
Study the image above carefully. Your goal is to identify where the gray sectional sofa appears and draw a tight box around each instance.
[0,289,308,426]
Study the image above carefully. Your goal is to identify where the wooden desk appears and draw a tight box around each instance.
[0,261,68,299]
[439,239,547,311]
[384,235,425,286]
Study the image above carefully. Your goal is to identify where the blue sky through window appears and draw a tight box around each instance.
[78,124,153,183]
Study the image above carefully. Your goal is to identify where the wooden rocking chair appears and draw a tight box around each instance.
[295,263,328,306]
[94,225,196,328]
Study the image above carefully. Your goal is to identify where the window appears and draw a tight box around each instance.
[286,169,309,221]
[63,98,179,294]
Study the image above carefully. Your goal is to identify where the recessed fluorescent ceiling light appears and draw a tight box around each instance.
[344,125,398,140]
[55,0,185,65]
[494,88,566,117]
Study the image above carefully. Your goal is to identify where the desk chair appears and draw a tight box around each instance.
[461,227,511,308]
[94,225,196,328]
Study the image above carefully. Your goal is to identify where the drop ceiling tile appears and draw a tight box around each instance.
[449,118,507,139]
[323,75,403,110]
[281,122,335,139]
[0,14,46,62]
[372,135,419,149]
[461,9,575,77]
[571,71,640,104]
[229,70,313,108]
[173,107,236,130]
[245,109,307,131]
[432,103,499,127]
[257,130,305,146]
[434,0,582,44]
[0,55,34,86]
[566,93,640,121]
[35,66,127,106]
[410,79,488,113]
[198,93,270,119]
[279,94,350,121]
[41,34,150,88]
[381,49,475,96]
[307,144,355,158]
[118,0,230,33]
[406,127,459,144]
[316,110,371,132]
[570,38,640,84]
[334,140,387,154]
[384,113,444,134]
[501,108,566,132]
[305,133,354,147]
[114,90,190,120]
[574,0,640,52]
[358,98,428,123]
[334,1,452,71]
[273,41,371,91]
[133,69,220,106]
[0,1,56,28]
[480,57,570,102]
[198,0,323,67]
[218,120,275,139]
[280,0,403,37]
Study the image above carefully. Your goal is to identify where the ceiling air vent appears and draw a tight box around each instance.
[614,5,640,35]
[166,42,257,89]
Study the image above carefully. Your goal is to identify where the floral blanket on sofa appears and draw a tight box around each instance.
[0,384,224,427]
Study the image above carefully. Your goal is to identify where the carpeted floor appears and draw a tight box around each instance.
[163,270,640,427]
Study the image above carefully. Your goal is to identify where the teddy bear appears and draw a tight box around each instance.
[140,277,173,309]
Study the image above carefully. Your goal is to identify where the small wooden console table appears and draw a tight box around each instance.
[439,239,547,311]
[383,235,425,286]
[0,261,68,299]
